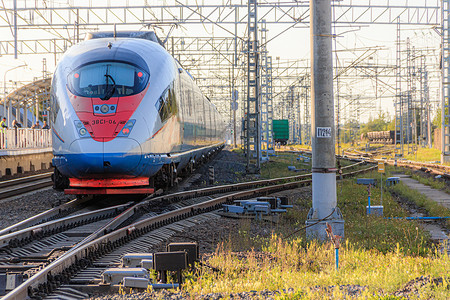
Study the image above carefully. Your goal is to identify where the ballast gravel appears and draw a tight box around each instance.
[0,189,71,230]
[91,289,295,300]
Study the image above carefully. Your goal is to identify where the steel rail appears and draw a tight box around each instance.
[4,164,376,300]
[0,172,53,200]
[344,149,450,177]
[0,172,52,189]
[0,203,131,250]
[0,197,91,236]
[385,159,450,177]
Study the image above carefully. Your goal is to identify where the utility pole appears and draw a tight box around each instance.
[442,0,450,163]
[233,8,238,148]
[13,0,18,59]
[306,0,344,240]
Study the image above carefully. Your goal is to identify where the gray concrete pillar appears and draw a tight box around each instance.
[306,0,344,240]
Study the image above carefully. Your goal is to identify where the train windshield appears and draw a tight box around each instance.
[68,61,149,99]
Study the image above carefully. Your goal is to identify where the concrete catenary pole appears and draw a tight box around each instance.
[306,0,344,240]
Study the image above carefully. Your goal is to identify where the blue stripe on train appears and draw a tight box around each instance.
[52,152,164,178]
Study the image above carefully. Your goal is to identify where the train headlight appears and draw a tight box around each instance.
[101,104,109,114]
[74,120,90,138]
[118,119,136,137]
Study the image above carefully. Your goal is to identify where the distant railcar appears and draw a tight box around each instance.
[366,130,395,144]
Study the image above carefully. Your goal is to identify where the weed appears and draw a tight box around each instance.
[183,235,450,298]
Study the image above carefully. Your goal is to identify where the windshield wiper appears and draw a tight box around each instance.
[101,74,116,100]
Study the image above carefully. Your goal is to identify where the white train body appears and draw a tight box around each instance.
[50,32,225,193]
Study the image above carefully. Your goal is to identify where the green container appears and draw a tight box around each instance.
[273,119,289,144]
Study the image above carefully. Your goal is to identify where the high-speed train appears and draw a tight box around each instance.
[50,31,226,195]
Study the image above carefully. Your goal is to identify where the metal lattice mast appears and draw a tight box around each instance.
[395,18,404,157]
[406,38,413,154]
[288,86,295,142]
[245,0,261,172]
[419,55,426,147]
[412,45,418,153]
[418,54,431,148]
[296,85,302,144]
[260,19,274,160]
[266,56,274,153]
[424,62,432,148]
[300,75,311,145]
[442,0,450,163]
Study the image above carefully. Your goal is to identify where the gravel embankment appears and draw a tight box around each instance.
[92,289,296,300]
[189,149,249,187]
[0,189,71,230]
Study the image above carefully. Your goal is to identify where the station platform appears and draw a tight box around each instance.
[0,147,53,177]
[0,147,52,156]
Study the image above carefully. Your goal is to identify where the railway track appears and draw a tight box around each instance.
[0,161,375,300]
[341,148,450,177]
[0,173,53,200]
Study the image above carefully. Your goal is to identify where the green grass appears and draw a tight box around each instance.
[260,152,312,178]
[338,171,431,256]
[403,147,441,163]
[184,237,450,299]
[259,152,358,179]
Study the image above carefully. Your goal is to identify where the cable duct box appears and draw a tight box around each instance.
[167,242,199,267]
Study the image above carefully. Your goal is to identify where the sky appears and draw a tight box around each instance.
[0,0,443,123]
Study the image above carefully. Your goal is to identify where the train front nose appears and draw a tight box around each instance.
[65,138,142,177]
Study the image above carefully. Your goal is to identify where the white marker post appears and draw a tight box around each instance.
[378,161,385,206]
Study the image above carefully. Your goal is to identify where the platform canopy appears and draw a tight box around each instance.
[0,77,51,109]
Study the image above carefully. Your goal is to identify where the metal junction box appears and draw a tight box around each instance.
[102,268,148,284]
[356,178,377,186]
[167,242,199,267]
[123,277,149,289]
[122,253,153,268]
[153,251,187,271]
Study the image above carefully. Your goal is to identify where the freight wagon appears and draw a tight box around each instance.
[273,119,289,145]
[366,130,395,144]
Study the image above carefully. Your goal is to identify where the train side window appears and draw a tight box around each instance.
[156,91,169,122]
[50,78,60,125]
[155,82,177,123]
